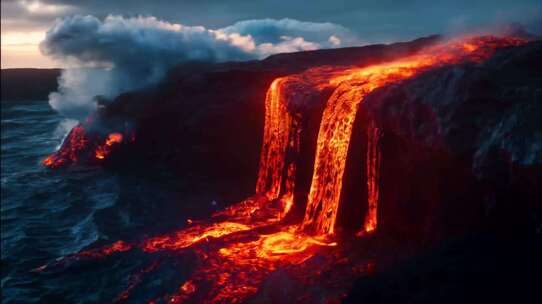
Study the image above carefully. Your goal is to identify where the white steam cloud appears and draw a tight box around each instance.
[40,15,360,119]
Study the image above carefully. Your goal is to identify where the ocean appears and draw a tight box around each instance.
[1,100,199,303]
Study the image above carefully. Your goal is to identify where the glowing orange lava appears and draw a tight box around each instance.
[42,124,89,168]
[361,120,380,235]
[125,197,338,303]
[187,227,337,303]
[95,132,123,159]
[43,125,128,167]
[256,77,291,199]
[78,240,132,258]
[255,77,306,219]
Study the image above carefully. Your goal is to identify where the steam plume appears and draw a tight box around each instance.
[40,15,360,119]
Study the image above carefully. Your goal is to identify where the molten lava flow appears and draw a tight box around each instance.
[43,125,129,167]
[95,132,123,160]
[77,240,132,258]
[256,77,291,200]
[255,71,342,219]
[302,36,525,235]
[180,280,196,294]
[361,120,381,235]
[42,124,89,168]
[43,36,526,303]
[142,221,253,252]
[199,229,336,303]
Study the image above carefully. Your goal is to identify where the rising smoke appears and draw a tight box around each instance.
[40,15,360,120]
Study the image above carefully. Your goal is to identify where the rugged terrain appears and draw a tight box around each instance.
[1,68,61,101]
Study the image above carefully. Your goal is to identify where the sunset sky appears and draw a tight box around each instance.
[2,0,541,69]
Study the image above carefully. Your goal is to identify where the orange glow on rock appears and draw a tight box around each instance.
[255,77,298,203]
[361,120,380,235]
[42,124,130,167]
[302,36,525,235]
[142,221,253,252]
[180,280,196,294]
[95,132,123,160]
[78,240,132,258]
[129,196,339,302]
[42,124,89,168]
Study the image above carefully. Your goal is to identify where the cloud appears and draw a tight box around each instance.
[40,15,360,119]
[1,0,76,32]
[20,0,73,16]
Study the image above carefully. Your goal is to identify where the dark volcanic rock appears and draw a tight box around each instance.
[1,68,61,101]
[356,41,542,242]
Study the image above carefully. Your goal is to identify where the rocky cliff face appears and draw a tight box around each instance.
[356,41,541,242]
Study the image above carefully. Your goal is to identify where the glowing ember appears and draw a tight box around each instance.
[78,240,132,258]
[180,280,196,294]
[189,227,337,303]
[256,77,290,199]
[302,36,525,235]
[302,81,368,234]
[95,132,123,160]
[43,127,127,167]
[255,73,335,219]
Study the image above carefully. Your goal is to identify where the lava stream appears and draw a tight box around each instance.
[95,132,123,160]
[362,120,381,235]
[42,124,89,168]
[302,36,525,235]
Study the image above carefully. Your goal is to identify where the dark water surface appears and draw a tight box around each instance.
[1,100,206,303]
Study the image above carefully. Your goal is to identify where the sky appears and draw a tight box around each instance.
[2,0,541,68]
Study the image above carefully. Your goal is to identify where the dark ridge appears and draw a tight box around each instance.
[259,35,441,71]
[344,233,542,304]
[1,68,61,101]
